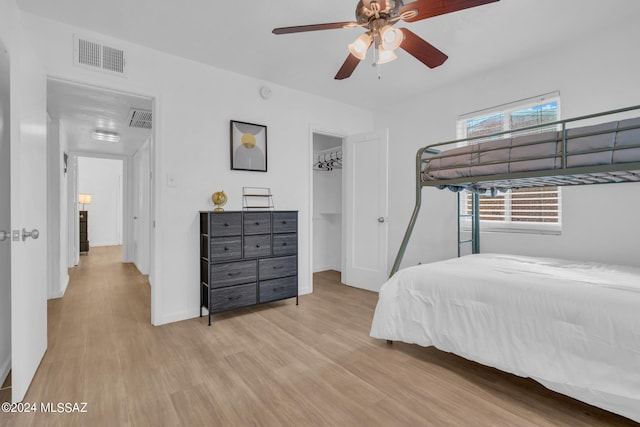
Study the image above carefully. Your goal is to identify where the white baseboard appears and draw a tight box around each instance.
[90,241,121,248]
[48,274,69,300]
[298,285,311,295]
[159,308,200,326]
[313,265,341,273]
[0,356,10,388]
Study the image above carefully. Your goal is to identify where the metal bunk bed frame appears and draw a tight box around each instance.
[390,105,640,276]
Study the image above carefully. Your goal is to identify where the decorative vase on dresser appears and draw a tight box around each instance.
[199,210,298,325]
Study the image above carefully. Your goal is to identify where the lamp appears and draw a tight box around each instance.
[348,33,372,60]
[79,193,92,210]
[91,130,120,143]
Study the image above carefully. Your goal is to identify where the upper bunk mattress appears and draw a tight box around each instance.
[421,117,640,185]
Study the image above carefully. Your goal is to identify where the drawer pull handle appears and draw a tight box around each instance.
[282,243,287,246]
[224,247,229,251]
[228,295,241,301]
[224,222,229,227]
[255,222,260,226]
[256,244,260,248]
[282,221,287,224]
[228,272,242,276]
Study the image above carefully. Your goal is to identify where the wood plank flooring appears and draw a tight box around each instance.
[0,245,637,426]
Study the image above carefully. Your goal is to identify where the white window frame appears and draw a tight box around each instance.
[457,92,562,235]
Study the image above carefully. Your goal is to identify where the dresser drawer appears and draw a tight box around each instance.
[210,236,242,262]
[272,212,297,234]
[259,276,297,303]
[211,283,256,312]
[210,212,242,236]
[244,235,271,258]
[243,212,271,235]
[210,260,257,288]
[259,256,297,280]
[272,233,297,256]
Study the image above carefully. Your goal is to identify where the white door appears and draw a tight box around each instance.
[343,129,389,292]
[0,39,12,396]
[9,36,48,402]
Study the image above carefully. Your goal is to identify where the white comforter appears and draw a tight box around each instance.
[370,254,640,422]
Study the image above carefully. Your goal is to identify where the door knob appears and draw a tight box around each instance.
[22,228,40,241]
[378,217,386,223]
[0,230,8,242]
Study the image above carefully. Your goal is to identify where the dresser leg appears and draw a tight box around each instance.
[296,295,299,306]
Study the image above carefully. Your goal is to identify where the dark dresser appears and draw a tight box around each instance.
[200,210,298,325]
[79,211,89,254]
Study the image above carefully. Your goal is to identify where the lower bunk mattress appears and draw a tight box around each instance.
[370,253,640,422]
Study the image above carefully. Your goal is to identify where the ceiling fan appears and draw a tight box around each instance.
[273,0,499,80]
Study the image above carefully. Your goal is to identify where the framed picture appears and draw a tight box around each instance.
[230,120,267,172]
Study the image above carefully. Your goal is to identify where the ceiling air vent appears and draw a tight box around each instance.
[74,35,127,76]
[128,108,152,129]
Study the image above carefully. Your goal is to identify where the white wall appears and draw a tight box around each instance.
[380,21,640,270]
[21,13,374,324]
[78,156,123,247]
[58,121,69,290]
[46,118,70,298]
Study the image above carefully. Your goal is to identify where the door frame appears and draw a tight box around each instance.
[308,125,347,293]
[45,76,159,324]
[69,152,129,262]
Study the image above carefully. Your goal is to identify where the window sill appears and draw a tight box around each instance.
[462,222,561,236]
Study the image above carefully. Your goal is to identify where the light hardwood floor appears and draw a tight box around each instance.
[1,245,637,426]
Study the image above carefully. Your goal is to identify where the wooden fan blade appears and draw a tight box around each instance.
[273,22,359,35]
[401,0,499,23]
[399,28,448,68]
[334,54,362,80]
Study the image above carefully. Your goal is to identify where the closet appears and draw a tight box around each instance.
[312,134,342,273]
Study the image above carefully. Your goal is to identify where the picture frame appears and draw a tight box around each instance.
[230,120,267,172]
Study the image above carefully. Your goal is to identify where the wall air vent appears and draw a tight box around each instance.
[127,108,152,129]
[74,35,127,77]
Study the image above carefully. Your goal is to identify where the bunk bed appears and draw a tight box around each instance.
[370,105,640,422]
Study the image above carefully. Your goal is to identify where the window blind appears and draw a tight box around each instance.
[458,93,562,227]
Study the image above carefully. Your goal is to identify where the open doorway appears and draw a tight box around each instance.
[46,78,153,313]
[77,156,124,256]
[312,133,344,277]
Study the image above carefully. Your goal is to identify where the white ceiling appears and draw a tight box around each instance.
[47,79,152,156]
[24,0,640,114]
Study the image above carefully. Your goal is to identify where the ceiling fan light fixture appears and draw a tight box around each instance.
[348,33,372,60]
[380,25,403,50]
[376,48,398,64]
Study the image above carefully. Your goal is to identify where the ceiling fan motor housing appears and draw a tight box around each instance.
[356,0,404,24]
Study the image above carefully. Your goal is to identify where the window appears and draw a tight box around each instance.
[457,93,561,233]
